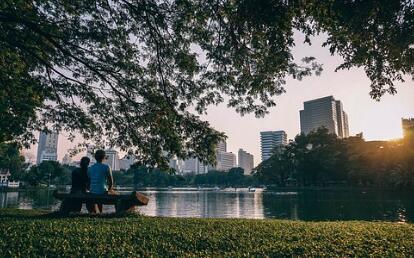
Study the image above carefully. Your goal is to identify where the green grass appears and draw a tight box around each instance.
[0,209,413,257]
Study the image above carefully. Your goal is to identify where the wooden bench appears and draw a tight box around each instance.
[53,190,149,214]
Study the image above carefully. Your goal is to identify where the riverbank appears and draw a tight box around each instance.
[0,209,413,257]
[3,184,411,192]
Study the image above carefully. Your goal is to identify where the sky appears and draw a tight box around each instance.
[26,33,414,166]
[201,33,414,166]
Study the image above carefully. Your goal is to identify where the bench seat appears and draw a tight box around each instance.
[53,190,149,214]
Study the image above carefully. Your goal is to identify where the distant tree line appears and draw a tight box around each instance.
[0,146,256,187]
[124,166,256,187]
[254,127,414,189]
[0,142,27,180]
[2,126,413,189]
[1,159,73,187]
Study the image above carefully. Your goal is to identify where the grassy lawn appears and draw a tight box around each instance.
[0,209,413,257]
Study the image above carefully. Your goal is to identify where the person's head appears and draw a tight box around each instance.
[94,149,106,163]
[80,156,90,169]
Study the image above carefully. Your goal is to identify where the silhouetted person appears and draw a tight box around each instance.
[71,157,90,193]
[70,156,90,212]
[88,149,114,213]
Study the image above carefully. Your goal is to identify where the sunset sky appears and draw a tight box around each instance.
[26,33,414,166]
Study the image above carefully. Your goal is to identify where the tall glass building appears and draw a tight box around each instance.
[36,131,59,164]
[238,148,254,175]
[300,96,349,138]
[260,131,287,161]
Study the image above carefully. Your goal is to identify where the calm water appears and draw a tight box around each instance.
[1,188,413,222]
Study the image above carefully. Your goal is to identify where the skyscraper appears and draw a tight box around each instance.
[36,131,59,164]
[238,149,254,175]
[216,140,227,153]
[300,96,349,138]
[343,111,350,138]
[335,100,345,138]
[217,152,237,171]
[402,118,414,138]
[260,131,287,161]
[105,149,119,171]
[85,144,97,165]
[183,158,208,174]
[169,158,185,174]
[210,139,237,171]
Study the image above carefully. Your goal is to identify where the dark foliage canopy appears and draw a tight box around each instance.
[1,0,413,167]
[25,160,67,186]
[0,142,26,178]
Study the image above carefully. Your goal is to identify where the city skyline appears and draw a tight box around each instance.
[37,110,411,172]
[198,33,413,165]
[26,34,414,166]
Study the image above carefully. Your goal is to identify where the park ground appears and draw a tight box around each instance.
[0,209,413,257]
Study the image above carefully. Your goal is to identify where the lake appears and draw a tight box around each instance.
[1,188,413,222]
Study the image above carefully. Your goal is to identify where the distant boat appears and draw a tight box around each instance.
[248,187,256,192]
[5,181,20,188]
[167,186,173,190]
[213,186,220,191]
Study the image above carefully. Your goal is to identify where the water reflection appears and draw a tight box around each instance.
[139,190,264,218]
[261,190,414,222]
[0,189,60,211]
[1,189,413,222]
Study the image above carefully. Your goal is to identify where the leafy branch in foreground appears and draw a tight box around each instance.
[0,1,412,168]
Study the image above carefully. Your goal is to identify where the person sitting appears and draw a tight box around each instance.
[87,149,114,213]
[70,156,90,212]
[71,157,90,193]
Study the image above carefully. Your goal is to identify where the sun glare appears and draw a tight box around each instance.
[361,117,404,141]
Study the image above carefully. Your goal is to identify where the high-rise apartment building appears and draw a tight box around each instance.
[238,149,254,175]
[36,131,59,164]
[83,144,97,166]
[300,96,349,138]
[343,111,349,138]
[105,149,119,171]
[260,131,287,161]
[402,118,414,138]
[183,158,208,174]
[335,101,345,138]
[210,139,237,171]
[217,152,237,171]
[216,140,227,153]
[169,158,185,174]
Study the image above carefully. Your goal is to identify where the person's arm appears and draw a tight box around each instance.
[107,166,113,191]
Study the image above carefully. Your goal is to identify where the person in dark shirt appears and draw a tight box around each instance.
[71,157,90,193]
[70,156,90,212]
